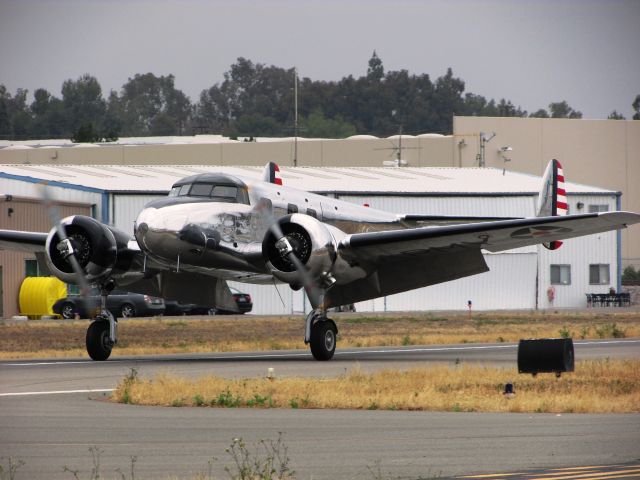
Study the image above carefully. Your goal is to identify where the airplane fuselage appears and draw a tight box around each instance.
[134,173,402,282]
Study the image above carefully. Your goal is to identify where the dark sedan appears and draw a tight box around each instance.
[164,287,253,315]
[53,289,165,319]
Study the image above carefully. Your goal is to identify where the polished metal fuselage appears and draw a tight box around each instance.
[134,173,403,283]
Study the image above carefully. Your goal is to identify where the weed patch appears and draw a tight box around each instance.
[112,359,640,413]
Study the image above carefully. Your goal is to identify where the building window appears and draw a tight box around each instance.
[588,204,609,213]
[551,264,571,285]
[25,259,44,277]
[589,264,610,285]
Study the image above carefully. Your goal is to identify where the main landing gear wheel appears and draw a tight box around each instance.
[86,319,114,361]
[310,319,337,361]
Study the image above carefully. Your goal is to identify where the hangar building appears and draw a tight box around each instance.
[0,164,619,317]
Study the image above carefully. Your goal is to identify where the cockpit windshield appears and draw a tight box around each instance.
[168,183,249,204]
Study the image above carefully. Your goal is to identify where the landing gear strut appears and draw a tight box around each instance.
[86,282,117,361]
[305,310,338,361]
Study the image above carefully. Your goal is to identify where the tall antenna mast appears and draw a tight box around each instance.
[294,66,298,167]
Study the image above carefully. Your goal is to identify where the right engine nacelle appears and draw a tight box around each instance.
[262,214,338,286]
[45,215,129,285]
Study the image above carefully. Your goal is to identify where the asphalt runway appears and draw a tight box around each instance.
[1,340,639,479]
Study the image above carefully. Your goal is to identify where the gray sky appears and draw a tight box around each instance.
[1,0,639,120]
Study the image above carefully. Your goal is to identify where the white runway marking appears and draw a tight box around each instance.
[2,339,638,367]
[0,388,113,397]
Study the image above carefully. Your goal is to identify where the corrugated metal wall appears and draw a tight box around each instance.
[537,194,618,309]
[113,195,163,234]
[337,194,537,218]
[0,196,91,317]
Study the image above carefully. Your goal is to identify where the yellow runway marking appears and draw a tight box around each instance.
[459,474,527,478]
[457,466,640,480]
[528,468,640,480]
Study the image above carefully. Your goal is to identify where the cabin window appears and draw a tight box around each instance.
[168,183,249,204]
[589,264,610,285]
[190,183,214,197]
[287,203,298,214]
[211,185,237,199]
[550,264,571,285]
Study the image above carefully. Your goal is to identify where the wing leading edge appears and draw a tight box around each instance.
[340,211,640,260]
[0,230,48,253]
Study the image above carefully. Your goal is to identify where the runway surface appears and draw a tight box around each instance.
[1,339,639,479]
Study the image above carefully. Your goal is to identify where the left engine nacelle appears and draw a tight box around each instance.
[262,214,338,286]
[45,215,128,285]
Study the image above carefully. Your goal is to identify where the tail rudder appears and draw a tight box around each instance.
[537,159,566,250]
[262,162,283,186]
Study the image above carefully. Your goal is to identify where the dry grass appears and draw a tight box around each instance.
[1,311,639,359]
[112,359,640,413]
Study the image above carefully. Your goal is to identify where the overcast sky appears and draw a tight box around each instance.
[1,0,638,120]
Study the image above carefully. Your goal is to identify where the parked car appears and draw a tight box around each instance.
[164,287,253,315]
[52,289,165,319]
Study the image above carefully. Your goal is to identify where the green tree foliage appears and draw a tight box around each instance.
[622,266,640,285]
[529,108,550,118]
[0,85,32,139]
[301,110,356,138]
[61,74,107,134]
[1,56,629,141]
[633,94,640,120]
[607,110,625,120]
[113,73,191,136]
[548,100,582,119]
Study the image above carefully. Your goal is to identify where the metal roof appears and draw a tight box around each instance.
[0,164,614,195]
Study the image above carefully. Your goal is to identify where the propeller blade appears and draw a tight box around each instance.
[40,184,95,312]
[262,209,324,309]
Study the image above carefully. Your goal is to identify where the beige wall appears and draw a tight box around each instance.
[0,196,91,318]
[453,116,640,267]
[0,136,456,168]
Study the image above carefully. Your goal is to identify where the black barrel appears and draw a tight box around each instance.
[517,338,574,374]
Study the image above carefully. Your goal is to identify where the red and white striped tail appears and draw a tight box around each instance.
[537,159,566,250]
[262,162,283,186]
[556,162,568,216]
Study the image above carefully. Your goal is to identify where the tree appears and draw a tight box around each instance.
[622,266,639,285]
[30,88,66,138]
[633,94,640,120]
[432,68,465,133]
[366,51,384,82]
[301,110,356,138]
[529,108,550,118]
[61,74,107,135]
[607,110,625,120]
[114,73,191,136]
[548,101,582,119]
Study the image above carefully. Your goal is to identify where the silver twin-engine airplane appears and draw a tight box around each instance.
[1,160,638,361]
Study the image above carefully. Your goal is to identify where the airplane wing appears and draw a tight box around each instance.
[325,211,639,307]
[340,212,640,258]
[340,212,640,259]
[0,230,48,253]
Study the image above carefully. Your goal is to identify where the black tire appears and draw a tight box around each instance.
[120,303,135,318]
[310,320,337,361]
[86,321,112,361]
[61,302,76,319]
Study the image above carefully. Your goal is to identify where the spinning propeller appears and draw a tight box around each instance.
[41,184,95,312]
